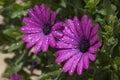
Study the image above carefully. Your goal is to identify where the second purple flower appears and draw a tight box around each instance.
[55,15,102,75]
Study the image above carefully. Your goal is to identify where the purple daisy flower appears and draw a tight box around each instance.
[55,15,102,75]
[10,74,20,80]
[21,4,63,54]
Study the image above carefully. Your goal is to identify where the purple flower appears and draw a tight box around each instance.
[55,15,102,75]
[10,74,20,80]
[21,4,63,54]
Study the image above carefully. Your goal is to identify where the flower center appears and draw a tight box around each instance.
[43,24,52,35]
[79,40,90,53]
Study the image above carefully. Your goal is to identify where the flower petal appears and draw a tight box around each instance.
[67,19,80,39]
[23,17,40,27]
[26,34,41,48]
[77,57,83,75]
[22,34,38,42]
[52,22,64,30]
[90,34,98,45]
[83,53,89,69]
[73,16,83,38]
[34,36,43,54]
[41,36,49,52]
[52,30,63,39]
[69,54,81,75]
[90,24,99,38]
[55,49,79,63]
[62,54,78,73]
[81,15,88,35]
[89,53,96,61]
[51,11,56,25]
[28,9,40,23]
[48,34,56,47]
[85,19,92,39]
[61,36,78,46]
[56,41,77,49]
[21,26,42,33]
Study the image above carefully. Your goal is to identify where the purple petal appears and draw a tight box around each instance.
[67,19,80,39]
[89,41,102,53]
[41,36,49,52]
[39,4,46,22]
[22,34,38,42]
[69,54,81,75]
[89,47,97,53]
[48,34,56,47]
[85,19,92,39]
[26,34,41,48]
[34,36,43,54]
[62,54,78,73]
[90,24,99,38]
[52,22,64,30]
[23,17,40,27]
[83,53,89,69]
[77,57,83,75]
[90,34,98,45]
[56,49,78,56]
[52,30,63,39]
[81,15,88,35]
[28,9,40,23]
[73,16,83,38]
[61,36,78,46]
[34,5,41,15]
[56,41,77,49]
[45,7,50,23]
[89,53,96,61]
[63,25,78,41]
[21,26,42,33]
[51,11,56,25]
[55,49,79,63]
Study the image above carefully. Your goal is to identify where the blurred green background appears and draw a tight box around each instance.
[0,0,120,80]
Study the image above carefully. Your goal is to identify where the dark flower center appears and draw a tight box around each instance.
[43,24,52,35]
[79,40,90,53]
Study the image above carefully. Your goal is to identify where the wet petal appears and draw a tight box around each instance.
[61,36,78,46]
[34,36,43,54]
[69,54,81,75]
[90,34,98,45]
[81,15,88,35]
[48,34,56,47]
[73,16,83,38]
[41,36,49,52]
[89,53,96,61]
[90,24,99,38]
[22,34,39,42]
[51,11,56,25]
[77,57,83,75]
[21,26,42,33]
[56,49,78,56]
[23,17,40,27]
[52,22,64,30]
[67,19,80,39]
[52,31,63,39]
[62,54,78,73]
[26,34,41,48]
[85,19,92,39]
[55,49,79,63]
[56,41,77,49]
[83,53,89,69]
[28,9,40,23]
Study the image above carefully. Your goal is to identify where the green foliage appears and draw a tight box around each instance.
[0,0,120,80]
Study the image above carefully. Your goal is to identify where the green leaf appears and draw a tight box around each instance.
[8,41,23,52]
[114,57,120,65]
[85,0,100,9]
